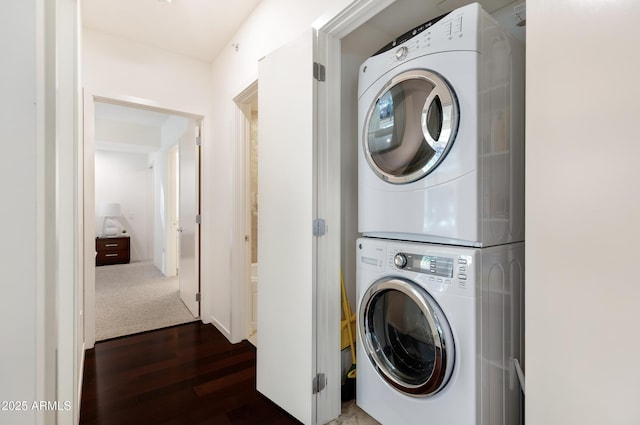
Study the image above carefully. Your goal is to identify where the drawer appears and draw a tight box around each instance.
[96,237,130,266]
[96,250,130,266]
[96,237,129,251]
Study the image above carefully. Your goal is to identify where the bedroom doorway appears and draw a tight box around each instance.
[85,96,202,346]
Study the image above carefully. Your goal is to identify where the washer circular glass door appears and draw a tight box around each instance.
[359,277,455,397]
[364,69,459,184]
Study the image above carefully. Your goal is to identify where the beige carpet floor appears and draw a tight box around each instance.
[95,261,197,341]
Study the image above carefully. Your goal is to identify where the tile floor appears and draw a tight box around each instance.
[328,400,380,425]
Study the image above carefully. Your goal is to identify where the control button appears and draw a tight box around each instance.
[458,258,467,265]
[395,46,408,61]
[459,266,466,272]
[394,253,408,269]
[445,279,451,285]
[455,16,463,33]
[458,273,467,280]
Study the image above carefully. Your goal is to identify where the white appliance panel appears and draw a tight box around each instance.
[357,2,524,247]
[356,237,524,425]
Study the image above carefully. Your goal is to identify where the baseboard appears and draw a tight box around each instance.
[77,342,86,421]
[209,316,232,342]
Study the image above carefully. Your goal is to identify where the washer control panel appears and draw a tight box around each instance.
[392,252,454,278]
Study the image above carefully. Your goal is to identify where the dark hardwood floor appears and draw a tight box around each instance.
[80,322,301,425]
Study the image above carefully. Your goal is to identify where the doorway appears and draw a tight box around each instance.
[84,95,203,347]
[233,81,259,346]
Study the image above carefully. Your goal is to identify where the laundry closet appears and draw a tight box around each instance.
[254,1,526,423]
[338,1,526,424]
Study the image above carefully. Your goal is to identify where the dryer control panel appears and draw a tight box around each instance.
[371,12,448,56]
[358,2,482,97]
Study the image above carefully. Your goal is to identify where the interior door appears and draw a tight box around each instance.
[257,29,317,425]
[179,119,200,317]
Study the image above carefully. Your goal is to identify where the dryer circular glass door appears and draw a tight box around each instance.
[364,70,459,184]
[359,277,455,397]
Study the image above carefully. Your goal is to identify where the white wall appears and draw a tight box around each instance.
[527,1,640,424]
[1,2,41,423]
[83,29,212,113]
[95,151,153,261]
[2,1,80,424]
[206,0,352,337]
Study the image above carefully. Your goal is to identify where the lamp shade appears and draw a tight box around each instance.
[99,203,121,217]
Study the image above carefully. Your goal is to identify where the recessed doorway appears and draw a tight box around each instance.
[233,81,259,346]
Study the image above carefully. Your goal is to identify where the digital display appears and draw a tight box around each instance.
[406,254,453,278]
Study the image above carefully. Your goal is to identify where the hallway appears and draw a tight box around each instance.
[80,322,299,425]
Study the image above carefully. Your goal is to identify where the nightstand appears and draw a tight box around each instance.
[96,236,130,266]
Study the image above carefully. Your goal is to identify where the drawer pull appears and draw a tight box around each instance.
[105,253,119,257]
[105,243,119,247]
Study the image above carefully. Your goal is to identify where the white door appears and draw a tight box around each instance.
[257,29,318,425]
[179,119,200,317]
[166,144,179,277]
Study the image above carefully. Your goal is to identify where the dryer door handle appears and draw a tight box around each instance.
[422,82,456,147]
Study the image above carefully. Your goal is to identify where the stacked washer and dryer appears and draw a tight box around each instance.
[355,3,525,425]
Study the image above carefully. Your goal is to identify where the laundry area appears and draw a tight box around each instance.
[344,2,525,424]
[255,1,527,424]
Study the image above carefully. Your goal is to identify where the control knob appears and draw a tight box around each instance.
[394,253,408,269]
[395,46,408,61]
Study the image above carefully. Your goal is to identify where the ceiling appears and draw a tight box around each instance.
[81,0,263,63]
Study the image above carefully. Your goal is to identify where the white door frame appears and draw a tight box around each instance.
[312,2,396,421]
[82,91,205,349]
[232,80,259,344]
[231,80,258,344]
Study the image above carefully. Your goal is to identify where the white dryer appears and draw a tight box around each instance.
[356,237,524,425]
[358,3,525,247]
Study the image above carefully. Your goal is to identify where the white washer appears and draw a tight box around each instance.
[356,237,524,425]
[358,3,525,247]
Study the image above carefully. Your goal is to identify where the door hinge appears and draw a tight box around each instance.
[313,62,325,82]
[196,214,201,224]
[196,136,202,146]
[312,373,326,394]
[313,218,326,237]
[195,293,201,302]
